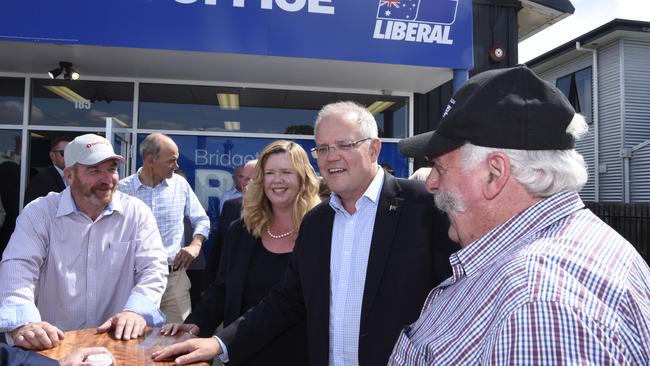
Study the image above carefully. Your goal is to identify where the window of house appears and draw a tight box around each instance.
[556,67,592,124]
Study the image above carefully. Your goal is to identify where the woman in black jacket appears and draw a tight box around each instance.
[161,140,320,365]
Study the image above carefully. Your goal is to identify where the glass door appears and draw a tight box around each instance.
[105,117,132,178]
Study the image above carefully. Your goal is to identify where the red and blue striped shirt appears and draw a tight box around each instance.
[389,192,650,365]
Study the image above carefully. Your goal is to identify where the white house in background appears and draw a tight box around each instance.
[527,19,650,203]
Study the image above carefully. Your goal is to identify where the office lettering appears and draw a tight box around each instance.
[175,0,217,4]
[181,0,334,14]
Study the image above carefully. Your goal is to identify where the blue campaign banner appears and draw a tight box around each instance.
[133,134,407,257]
[1,0,473,69]
[133,134,407,234]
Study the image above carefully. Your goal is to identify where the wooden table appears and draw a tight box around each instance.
[38,327,210,365]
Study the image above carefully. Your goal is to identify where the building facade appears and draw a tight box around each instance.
[0,1,573,253]
[528,19,650,203]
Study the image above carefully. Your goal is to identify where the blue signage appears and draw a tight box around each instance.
[1,0,473,69]
[133,134,407,235]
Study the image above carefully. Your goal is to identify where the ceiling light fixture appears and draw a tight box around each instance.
[224,121,241,131]
[43,86,87,102]
[65,65,80,80]
[47,67,62,79]
[217,93,240,110]
[367,101,395,114]
[47,61,80,80]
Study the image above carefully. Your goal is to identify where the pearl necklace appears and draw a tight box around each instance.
[266,226,294,239]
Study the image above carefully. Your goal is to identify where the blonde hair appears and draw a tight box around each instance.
[243,140,320,238]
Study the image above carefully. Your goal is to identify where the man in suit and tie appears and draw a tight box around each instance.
[154,101,458,366]
[24,137,71,205]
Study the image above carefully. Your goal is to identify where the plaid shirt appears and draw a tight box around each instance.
[119,170,210,264]
[389,192,650,365]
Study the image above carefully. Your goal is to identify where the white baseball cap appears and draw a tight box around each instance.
[64,134,125,168]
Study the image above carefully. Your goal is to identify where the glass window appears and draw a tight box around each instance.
[26,131,80,175]
[556,67,592,124]
[0,129,22,255]
[0,77,25,125]
[31,79,134,127]
[139,84,409,138]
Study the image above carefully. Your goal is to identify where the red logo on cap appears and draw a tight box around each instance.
[85,141,110,148]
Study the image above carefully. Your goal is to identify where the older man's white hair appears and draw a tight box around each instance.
[460,114,589,198]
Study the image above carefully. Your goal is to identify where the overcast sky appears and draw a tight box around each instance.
[518,0,650,63]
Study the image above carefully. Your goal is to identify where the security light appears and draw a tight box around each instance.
[47,61,80,80]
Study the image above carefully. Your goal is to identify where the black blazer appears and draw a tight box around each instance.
[204,197,243,284]
[24,166,66,205]
[187,219,308,366]
[0,343,57,366]
[0,161,20,259]
[219,173,459,366]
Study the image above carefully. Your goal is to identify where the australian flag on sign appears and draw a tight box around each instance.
[376,0,458,25]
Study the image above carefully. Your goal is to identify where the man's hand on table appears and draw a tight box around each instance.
[151,337,221,365]
[160,322,200,336]
[11,321,64,350]
[96,310,146,340]
[60,347,116,366]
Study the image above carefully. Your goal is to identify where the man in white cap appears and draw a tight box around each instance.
[0,134,168,351]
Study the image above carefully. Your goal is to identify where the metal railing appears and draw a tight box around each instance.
[585,202,650,265]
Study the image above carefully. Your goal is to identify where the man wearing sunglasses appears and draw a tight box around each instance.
[24,136,71,205]
[154,101,458,366]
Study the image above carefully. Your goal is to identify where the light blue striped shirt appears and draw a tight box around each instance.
[119,170,210,264]
[0,189,168,332]
[329,167,383,366]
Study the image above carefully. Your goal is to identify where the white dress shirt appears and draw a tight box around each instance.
[328,167,383,366]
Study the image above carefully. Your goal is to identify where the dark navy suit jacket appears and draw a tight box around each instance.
[204,197,242,284]
[218,173,459,366]
[24,166,66,205]
[187,219,308,365]
[0,343,58,365]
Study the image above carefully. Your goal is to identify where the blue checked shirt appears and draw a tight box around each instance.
[119,170,210,264]
[389,192,650,365]
[328,168,383,366]
[0,189,167,333]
